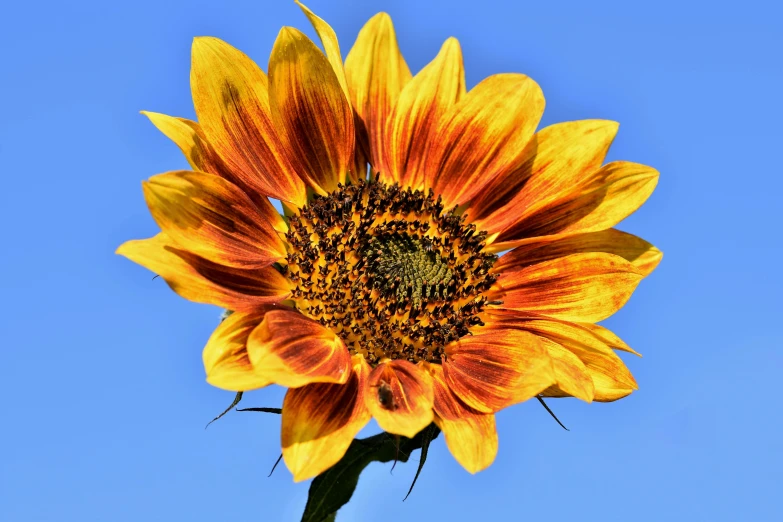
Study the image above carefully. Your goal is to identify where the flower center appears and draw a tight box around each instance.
[283,181,497,365]
[364,235,454,305]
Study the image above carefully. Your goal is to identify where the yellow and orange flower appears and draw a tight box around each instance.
[118,2,661,481]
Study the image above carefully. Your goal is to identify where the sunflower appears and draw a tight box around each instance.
[118,1,661,481]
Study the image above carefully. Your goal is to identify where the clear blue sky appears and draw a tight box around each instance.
[2,0,780,520]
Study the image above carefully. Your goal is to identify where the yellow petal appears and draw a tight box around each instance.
[427,364,498,474]
[142,112,288,234]
[429,74,545,207]
[473,120,618,237]
[116,233,290,312]
[295,1,349,100]
[203,310,274,391]
[142,171,287,268]
[282,355,371,481]
[589,369,638,402]
[141,111,225,175]
[269,27,355,195]
[578,322,641,356]
[190,37,306,206]
[495,229,662,278]
[557,161,658,234]
[542,349,637,402]
[365,360,434,438]
[535,337,594,402]
[344,12,411,175]
[490,253,644,323]
[442,329,555,413]
[384,38,465,189]
[247,310,351,388]
[487,311,638,402]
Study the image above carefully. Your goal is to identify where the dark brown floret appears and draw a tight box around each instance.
[283,181,498,365]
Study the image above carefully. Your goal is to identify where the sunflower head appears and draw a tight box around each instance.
[285,180,498,365]
[119,1,661,482]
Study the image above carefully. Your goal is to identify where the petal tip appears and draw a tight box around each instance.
[277,25,300,40]
[115,241,131,256]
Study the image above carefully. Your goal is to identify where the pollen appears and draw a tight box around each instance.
[283,181,498,365]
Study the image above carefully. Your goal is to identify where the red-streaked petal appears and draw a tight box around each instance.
[497,161,659,242]
[345,12,411,175]
[442,329,555,413]
[190,37,307,206]
[350,118,371,184]
[384,38,465,189]
[427,364,498,474]
[142,112,289,234]
[202,310,276,391]
[269,27,354,194]
[282,355,371,482]
[496,229,662,278]
[116,233,290,312]
[429,74,544,208]
[142,171,287,269]
[490,253,644,323]
[365,360,434,438]
[472,120,618,238]
[247,310,351,388]
[143,113,288,233]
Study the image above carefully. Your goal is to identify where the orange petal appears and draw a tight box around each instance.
[495,229,662,278]
[269,27,354,194]
[427,364,498,474]
[344,12,411,175]
[442,329,555,413]
[247,310,351,388]
[203,310,275,391]
[490,253,644,323]
[190,37,306,206]
[116,233,290,312]
[142,171,287,269]
[486,311,637,402]
[282,355,371,481]
[295,1,349,100]
[429,74,545,207]
[365,360,434,438]
[497,161,659,242]
[472,120,618,238]
[384,38,465,189]
[142,112,288,234]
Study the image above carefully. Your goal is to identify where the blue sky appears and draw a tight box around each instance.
[1,0,781,520]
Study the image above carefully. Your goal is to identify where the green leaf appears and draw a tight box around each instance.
[301,424,441,522]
